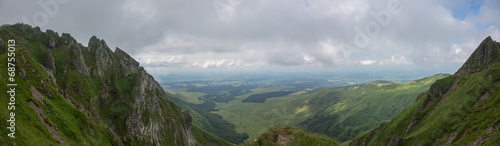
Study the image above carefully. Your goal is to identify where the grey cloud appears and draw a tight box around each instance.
[1,0,499,72]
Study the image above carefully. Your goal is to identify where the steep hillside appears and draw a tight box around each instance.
[0,23,228,145]
[247,125,340,146]
[351,36,500,145]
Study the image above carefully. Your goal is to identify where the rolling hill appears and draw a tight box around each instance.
[350,36,500,145]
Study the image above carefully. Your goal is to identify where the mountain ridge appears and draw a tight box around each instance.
[0,23,232,145]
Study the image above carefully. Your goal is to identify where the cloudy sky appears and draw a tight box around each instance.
[1,0,499,74]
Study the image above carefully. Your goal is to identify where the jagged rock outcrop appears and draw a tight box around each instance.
[43,48,56,72]
[88,36,116,76]
[115,47,140,77]
[183,111,196,146]
[60,33,77,46]
[33,26,42,39]
[45,29,59,49]
[458,36,500,73]
[65,44,89,76]
[126,67,196,146]
[48,37,56,49]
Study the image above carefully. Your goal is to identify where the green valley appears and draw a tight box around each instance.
[163,70,449,143]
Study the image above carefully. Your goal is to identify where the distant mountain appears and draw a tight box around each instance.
[0,24,231,145]
[351,36,500,145]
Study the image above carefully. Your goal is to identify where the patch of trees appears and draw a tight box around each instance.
[241,91,294,103]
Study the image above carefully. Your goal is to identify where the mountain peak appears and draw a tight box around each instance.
[457,36,500,75]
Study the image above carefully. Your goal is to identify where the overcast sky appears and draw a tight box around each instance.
[1,0,499,74]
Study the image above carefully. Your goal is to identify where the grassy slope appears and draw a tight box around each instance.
[208,74,448,142]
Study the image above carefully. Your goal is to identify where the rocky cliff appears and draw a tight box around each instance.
[0,24,199,145]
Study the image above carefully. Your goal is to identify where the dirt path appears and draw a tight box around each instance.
[472,121,500,146]
[29,85,65,145]
[276,129,293,146]
[30,84,45,105]
[444,128,459,146]
[28,101,65,145]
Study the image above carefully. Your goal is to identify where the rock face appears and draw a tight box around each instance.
[458,36,500,73]
[65,44,89,76]
[43,48,56,72]
[45,29,58,49]
[60,33,77,46]
[115,47,140,77]
[88,36,116,76]
[126,67,195,146]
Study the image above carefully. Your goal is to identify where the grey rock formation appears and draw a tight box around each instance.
[34,26,42,39]
[183,111,196,146]
[48,37,56,49]
[125,67,196,146]
[88,36,115,76]
[19,68,26,80]
[65,44,89,76]
[60,33,77,46]
[46,29,59,49]
[44,49,56,73]
[458,36,500,73]
[115,47,140,77]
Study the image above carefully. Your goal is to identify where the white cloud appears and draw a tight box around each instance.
[360,60,376,65]
[378,56,411,65]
